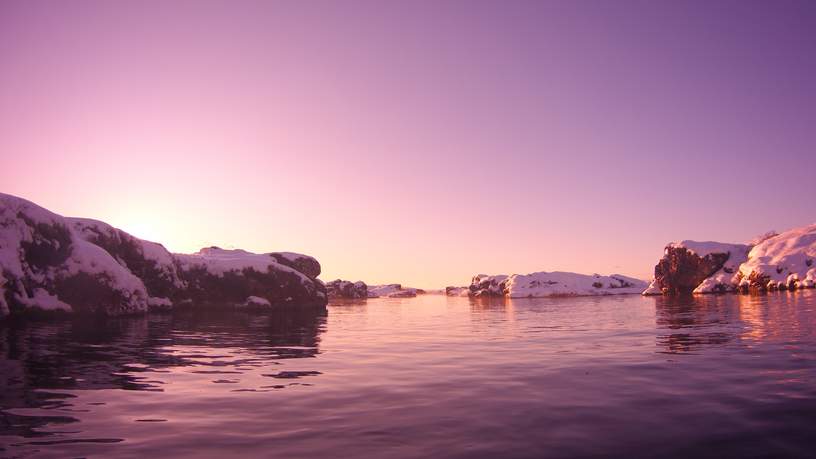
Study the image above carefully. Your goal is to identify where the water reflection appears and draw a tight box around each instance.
[0,308,326,445]
[654,290,816,354]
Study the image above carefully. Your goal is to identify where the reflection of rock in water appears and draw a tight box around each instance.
[653,295,740,353]
[0,307,326,439]
[467,295,511,312]
[654,292,816,354]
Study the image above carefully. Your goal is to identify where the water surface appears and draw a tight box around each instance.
[2,292,816,458]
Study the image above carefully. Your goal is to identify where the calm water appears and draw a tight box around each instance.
[2,292,816,458]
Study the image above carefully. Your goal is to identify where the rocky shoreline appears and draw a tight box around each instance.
[0,193,327,318]
[3,192,815,318]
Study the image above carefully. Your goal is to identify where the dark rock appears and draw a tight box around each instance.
[468,274,509,297]
[269,253,321,280]
[326,280,367,299]
[651,246,730,295]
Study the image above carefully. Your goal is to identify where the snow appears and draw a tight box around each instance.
[18,288,72,312]
[175,247,311,285]
[69,217,181,285]
[272,252,305,263]
[1,193,150,314]
[243,296,272,307]
[503,272,647,298]
[647,223,816,294]
[739,223,816,285]
[670,241,748,259]
[692,244,751,293]
[367,284,418,298]
[642,279,663,296]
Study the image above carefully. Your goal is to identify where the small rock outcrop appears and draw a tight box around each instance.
[644,225,816,295]
[0,193,327,318]
[326,279,368,299]
[367,284,419,298]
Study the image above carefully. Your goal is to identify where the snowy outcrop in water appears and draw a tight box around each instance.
[0,193,327,318]
[467,272,647,298]
[326,279,368,299]
[644,224,816,294]
[367,284,421,298]
[175,247,326,308]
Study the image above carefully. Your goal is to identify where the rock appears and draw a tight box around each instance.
[644,224,816,294]
[68,218,185,302]
[1,193,150,317]
[468,274,509,297]
[467,272,646,298]
[326,279,368,299]
[445,286,469,296]
[0,193,328,318]
[174,248,327,309]
[737,223,816,291]
[242,295,273,308]
[269,252,321,280]
[367,284,418,298]
[648,242,747,295]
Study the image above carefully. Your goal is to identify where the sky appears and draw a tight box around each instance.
[1,0,815,288]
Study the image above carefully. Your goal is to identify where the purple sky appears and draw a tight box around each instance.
[1,0,814,287]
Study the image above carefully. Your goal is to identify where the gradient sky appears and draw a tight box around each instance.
[1,0,814,287]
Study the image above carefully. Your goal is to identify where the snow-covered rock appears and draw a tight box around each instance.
[737,223,816,291]
[367,284,418,298]
[467,272,647,298]
[268,252,321,280]
[173,247,327,308]
[0,193,328,318]
[0,193,150,316]
[468,274,509,297]
[326,279,368,299]
[645,224,816,294]
[444,286,469,296]
[67,217,185,306]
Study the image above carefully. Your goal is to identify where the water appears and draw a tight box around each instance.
[2,291,816,458]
